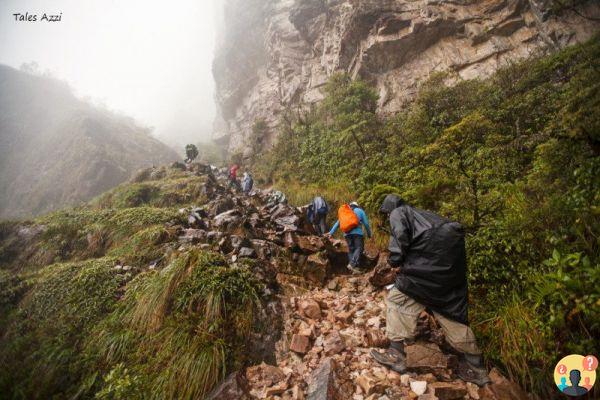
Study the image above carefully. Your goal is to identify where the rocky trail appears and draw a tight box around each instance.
[168,164,532,400]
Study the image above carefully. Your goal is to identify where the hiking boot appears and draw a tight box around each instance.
[346,264,365,274]
[456,354,491,387]
[370,342,407,373]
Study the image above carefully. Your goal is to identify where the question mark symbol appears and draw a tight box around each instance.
[583,355,598,371]
[557,364,567,374]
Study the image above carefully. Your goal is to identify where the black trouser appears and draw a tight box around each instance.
[345,234,364,267]
[313,212,328,236]
[228,178,240,191]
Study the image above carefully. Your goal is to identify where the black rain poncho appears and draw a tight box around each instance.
[380,195,469,324]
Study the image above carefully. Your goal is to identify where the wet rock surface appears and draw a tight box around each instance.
[163,165,531,400]
[213,0,600,153]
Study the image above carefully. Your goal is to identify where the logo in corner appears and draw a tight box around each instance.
[554,354,598,396]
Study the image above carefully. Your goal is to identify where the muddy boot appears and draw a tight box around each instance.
[370,341,407,373]
[456,353,491,387]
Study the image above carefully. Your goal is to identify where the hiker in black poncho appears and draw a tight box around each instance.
[371,194,490,387]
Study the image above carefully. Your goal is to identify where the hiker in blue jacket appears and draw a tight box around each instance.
[327,201,372,274]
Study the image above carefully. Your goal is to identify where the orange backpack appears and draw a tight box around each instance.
[338,204,360,233]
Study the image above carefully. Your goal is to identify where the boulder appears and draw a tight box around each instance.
[251,239,279,259]
[296,235,327,254]
[277,273,310,297]
[368,262,398,288]
[206,371,251,400]
[356,374,386,396]
[290,334,312,354]
[430,381,467,400]
[191,207,208,219]
[478,368,529,400]
[270,203,294,220]
[410,381,427,396]
[298,299,322,320]
[230,235,251,250]
[275,215,301,232]
[187,214,208,229]
[238,247,257,258]
[265,381,289,397]
[323,331,345,356]
[306,358,338,400]
[206,231,222,242]
[210,197,235,215]
[335,309,354,324]
[466,382,480,399]
[246,362,286,388]
[303,252,331,284]
[178,228,207,244]
[248,212,264,229]
[405,342,449,371]
[213,209,242,231]
[283,231,298,249]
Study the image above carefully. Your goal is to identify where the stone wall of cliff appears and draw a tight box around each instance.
[212,0,600,156]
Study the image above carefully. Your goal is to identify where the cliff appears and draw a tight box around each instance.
[212,0,600,155]
[0,65,179,218]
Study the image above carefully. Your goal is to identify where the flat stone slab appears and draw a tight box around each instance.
[307,358,338,400]
[405,342,449,370]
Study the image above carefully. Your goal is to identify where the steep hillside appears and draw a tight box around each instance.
[212,0,599,155]
[0,164,533,399]
[254,35,599,397]
[0,65,179,219]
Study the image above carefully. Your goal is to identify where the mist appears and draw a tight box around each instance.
[0,0,220,149]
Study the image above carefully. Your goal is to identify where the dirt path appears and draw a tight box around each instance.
[197,170,531,400]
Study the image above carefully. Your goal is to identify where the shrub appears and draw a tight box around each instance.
[255,35,600,394]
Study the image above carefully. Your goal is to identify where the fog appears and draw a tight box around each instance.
[0,0,220,149]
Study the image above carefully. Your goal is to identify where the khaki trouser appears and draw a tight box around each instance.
[386,287,481,355]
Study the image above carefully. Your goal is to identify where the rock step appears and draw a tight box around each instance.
[174,166,529,400]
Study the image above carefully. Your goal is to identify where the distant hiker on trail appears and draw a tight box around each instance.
[370,194,490,386]
[228,164,240,191]
[326,201,371,274]
[307,196,329,236]
[242,171,254,194]
[184,144,199,163]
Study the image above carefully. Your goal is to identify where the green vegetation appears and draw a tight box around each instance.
[257,36,600,395]
[0,165,263,399]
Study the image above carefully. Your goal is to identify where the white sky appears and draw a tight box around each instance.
[0,0,220,148]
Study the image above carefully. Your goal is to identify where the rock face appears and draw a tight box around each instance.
[212,0,600,154]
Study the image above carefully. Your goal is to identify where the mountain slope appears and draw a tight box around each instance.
[0,65,179,218]
[212,0,600,155]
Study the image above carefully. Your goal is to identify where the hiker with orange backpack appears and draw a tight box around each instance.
[326,201,372,274]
